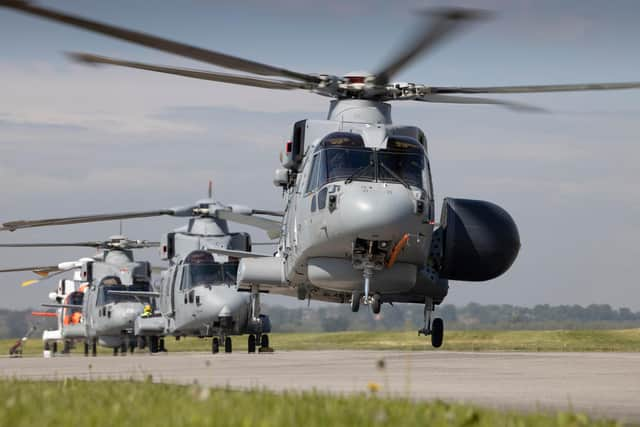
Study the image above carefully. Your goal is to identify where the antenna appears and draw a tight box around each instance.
[208,180,213,199]
[119,220,123,235]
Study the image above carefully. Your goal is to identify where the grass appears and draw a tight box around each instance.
[0,380,621,427]
[3,329,640,357]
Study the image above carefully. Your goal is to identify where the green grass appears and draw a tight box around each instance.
[3,329,640,357]
[0,380,620,427]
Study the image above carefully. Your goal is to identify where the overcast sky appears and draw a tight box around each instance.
[0,0,639,310]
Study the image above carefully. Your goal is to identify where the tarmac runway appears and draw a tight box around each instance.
[1,350,639,422]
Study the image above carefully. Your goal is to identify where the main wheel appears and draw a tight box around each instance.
[83,342,89,357]
[260,334,269,349]
[350,295,360,313]
[52,342,58,355]
[371,294,382,314]
[212,337,219,354]
[120,340,127,356]
[431,318,444,348]
[113,347,119,356]
[149,336,159,353]
[224,336,232,353]
[248,335,256,353]
[137,336,146,350]
[91,340,97,357]
[159,338,166,352]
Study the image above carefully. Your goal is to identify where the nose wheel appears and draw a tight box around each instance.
[418,298,444,348]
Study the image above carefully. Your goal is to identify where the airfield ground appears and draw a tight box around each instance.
[1,349,639,424]
[2,330,639,424]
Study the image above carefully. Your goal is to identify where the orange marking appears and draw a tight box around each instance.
[386,234,410,268]
[31,311,56,318]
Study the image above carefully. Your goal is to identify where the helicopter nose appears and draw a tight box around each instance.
[331,184,422,240]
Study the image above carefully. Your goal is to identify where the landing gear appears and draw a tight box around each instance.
[91,339,97,357]
[248,335,256,353]
[431,318,444,348]
[120,339,127,356]
[63,340,72,354]
[149,336,159,353]
[159,338,166,353]
[224,336,232,353]
[260,334,269,350]
[137,336,146,350]
[418,298,444,348]
[84,342,89,357]
[350,292,361,312]
[371,294,382,314]
[212,337,219,354]
[113,347,119,356]
[52,342,58,355]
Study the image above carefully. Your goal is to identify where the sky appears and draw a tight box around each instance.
[0,0,639,310]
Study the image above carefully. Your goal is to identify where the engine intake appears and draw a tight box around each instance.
[437,198,520,281]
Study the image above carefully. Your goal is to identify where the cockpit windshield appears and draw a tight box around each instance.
[97,278,150,305]
[307,133,428,192]
[181,251,238,289]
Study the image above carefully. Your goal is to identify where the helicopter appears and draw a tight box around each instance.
[0,236,158,356]
[0,257,93,356]
[0,189,283,353]
[2,2,639,348]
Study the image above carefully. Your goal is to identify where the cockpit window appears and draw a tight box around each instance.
[306,134,428,192]
[97,279,150,305]
[377,151,425,188]
[318,132,365,149]
[181,261,239,289]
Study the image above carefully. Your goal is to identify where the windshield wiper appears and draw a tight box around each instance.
[379,163,411,189]
[344,162,374,184]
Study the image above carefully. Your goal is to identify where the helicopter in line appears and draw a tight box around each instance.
[1,189,282,353]
[0,236,158,356]
[0,258,92,356]
[2,2,639,347]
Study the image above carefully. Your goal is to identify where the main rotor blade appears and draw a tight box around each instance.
[0,242,103,248]
[216,211,281,240]
[1,209,174,231]
[373,8,489,85]
[1,1,320,84]
[417,94,544,112]
[0,265,59,274]
[429,82,640,94]
[68,53,309,90]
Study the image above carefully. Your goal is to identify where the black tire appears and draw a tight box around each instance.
[120,340,127,356]
[371,295,382,314]
[212,337,219,354]
[350,296,360,313]
[91,340,97,357]
[84,342,89,357]
[260,334,269,349]
[137,336,146,350]
[52,342,58,354]
[113,347,119,356]
[248,335,256,353]
[224,336,232,353]
[149,336,159,354]
[159,338,166,352]
[431,318,444,348]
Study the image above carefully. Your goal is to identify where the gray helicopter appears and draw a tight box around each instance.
[0,236,158,356]
[2,2,640,348]
[1,192,282,353]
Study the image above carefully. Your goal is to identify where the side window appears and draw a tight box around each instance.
[180,266,190,291]
[425,156,434,199]
[305,154,319,194]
